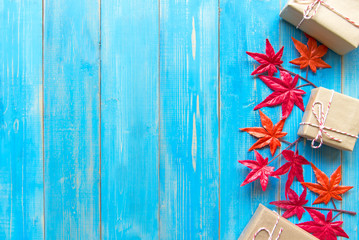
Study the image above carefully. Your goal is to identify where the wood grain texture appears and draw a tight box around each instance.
[159,0,219,238]
[0,0,43,239]
[43,0,100,238]
[100,0,159,239]
[1,0,359,239]
[342,48,359,238]
[279,8,342,225]
[219,0,281,238]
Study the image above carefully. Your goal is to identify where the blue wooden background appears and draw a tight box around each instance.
[0,0,358,239]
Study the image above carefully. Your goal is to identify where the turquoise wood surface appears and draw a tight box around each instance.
[220,1,282,238]
[276,9,345,238]
[159,1,218,239]
[44,0,100,238]
[0,0,359,239]
[0,0,43,239]
[343,50,359,237]
[101,0,159,238]
[279,4,343,228]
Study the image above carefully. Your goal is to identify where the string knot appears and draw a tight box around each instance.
[303,0,322,19]
[295,0,359,29]
[252,212,283,240]
[300,90,358,149]
[296,0,323,28]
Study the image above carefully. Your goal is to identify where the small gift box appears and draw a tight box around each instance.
[238,204,318,240]
[280,0,359,55]
[298,87,359,151]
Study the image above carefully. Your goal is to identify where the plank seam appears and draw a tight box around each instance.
[218,0,221,239]
[340,55,343,222]
[278,0,282,216]
[158,0,161,239]
[41,0,45,238]
[99,0,102,238]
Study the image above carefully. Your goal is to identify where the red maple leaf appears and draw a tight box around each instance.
[272,150,310,197]
[290,35,331,73]
[270,188,308,220]
[301,164,353,205]
[246,39,284,76]
[254,71,306,119]
[297,209,349,240]
[240,110,287,155]
[238,150,279,191]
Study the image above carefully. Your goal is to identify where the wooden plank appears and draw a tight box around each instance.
[159,0,219,238]
[342,49,359,238]
[43,0,100,238]
[279,5,342,225]
[0,0,43,239]
[100,0,159,239]
[220,0,282,238]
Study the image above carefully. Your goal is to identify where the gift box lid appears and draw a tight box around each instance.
[280,0,359,55]
[238,204,318,240]
[298,87,359,151]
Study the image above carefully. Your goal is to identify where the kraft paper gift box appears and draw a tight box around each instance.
[298,87,359,151]
[280,0,359,55]
[238,204,318,240]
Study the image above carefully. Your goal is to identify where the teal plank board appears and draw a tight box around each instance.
[159,0,219,238]
[342,48,359,238]
[219,0,281,238]
[0,0,43,239]
[101,0,159,239]
[279,12,342,226]
[43,0,100,238]
[2,0,359,239]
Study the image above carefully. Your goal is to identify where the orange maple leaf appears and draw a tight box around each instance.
[301,163,353,205]
[290,35,331,73]
[240,110,287,155]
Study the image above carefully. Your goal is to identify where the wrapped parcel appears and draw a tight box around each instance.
[298,87,359,151]
[280,0,359,55]
[238,204,318,240]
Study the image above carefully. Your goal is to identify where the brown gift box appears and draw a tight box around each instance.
[298,87,359,151]
[238,204,318,240]
[280,0,359,55]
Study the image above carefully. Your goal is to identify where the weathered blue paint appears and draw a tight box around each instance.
[220,0,282,238]
[43,0,100,238]
[342,48,359,237]
[159,0,219,239]
[279,10,342,226]
[101,0,159,239]
[1,0,359,239]
[0,0,43,239]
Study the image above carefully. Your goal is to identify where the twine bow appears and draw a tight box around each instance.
[296,0,359,29]
[252,212,283,240]
[300,90,359,149]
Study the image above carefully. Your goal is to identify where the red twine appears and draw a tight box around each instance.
[253,212,283,240]
[300,90,359,149]
[296,0,359,29]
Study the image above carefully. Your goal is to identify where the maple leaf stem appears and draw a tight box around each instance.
[296,83,312,89]
[268,137,302,164]
[279,139,292,145]
[295,141,298,152]
[332,212,342,221]
[305,206,357,216]
[331,199,337,209]
[278,67,317,88]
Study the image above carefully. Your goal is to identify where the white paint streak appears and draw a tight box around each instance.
[13,119,19,133]
[196,95,200,116]
[191,17,196,60]
[191,113,197,172]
